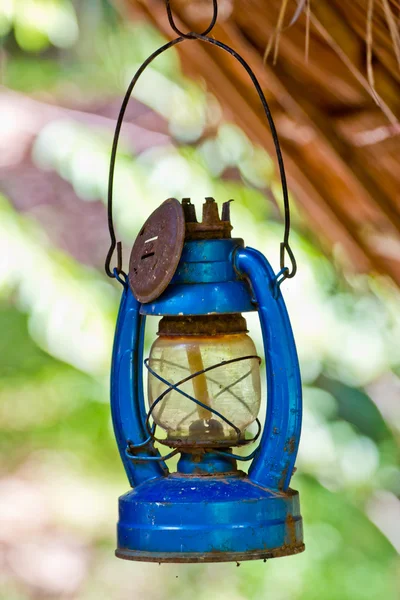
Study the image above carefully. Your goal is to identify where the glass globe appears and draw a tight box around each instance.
[147,314,261,446]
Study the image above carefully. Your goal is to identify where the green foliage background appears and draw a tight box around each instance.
[0,2,399,599]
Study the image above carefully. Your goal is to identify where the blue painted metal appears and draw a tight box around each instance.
[110,285,166,486]
[116,475,303,562]
[234,247,302,491]
[140,239,256,316]
[172,238,242,283]
[110,238,304,562]
[177,450,237,475]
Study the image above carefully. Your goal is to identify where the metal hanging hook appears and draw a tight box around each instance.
[166,0,218,38]
[105,0,297,284]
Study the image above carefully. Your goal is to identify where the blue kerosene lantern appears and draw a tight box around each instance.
[108,196,303,563]
[105,0,304,563]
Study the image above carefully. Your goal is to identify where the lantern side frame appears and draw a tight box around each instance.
[234,247,302,491]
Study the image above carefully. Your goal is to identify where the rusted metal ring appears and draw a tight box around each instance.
[166,0,218,39]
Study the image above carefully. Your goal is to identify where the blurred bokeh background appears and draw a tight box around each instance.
[0,1,399,599]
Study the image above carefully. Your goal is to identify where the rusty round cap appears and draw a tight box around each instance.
[157,314,248,336]
[128,198,185,303]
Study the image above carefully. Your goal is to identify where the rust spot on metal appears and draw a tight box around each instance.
[116,543,305,563]
[287,436,297,455]
[278,464,289,490]
[157,314,248,336]
[129,198,185,303]
[158,437,248,449]
[184,197,233,240]
[286,514,297,546]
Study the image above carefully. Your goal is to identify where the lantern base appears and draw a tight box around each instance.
[116,546,304,563]
[116,473,304,564]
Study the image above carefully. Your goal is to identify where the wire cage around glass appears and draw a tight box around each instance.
[146,314,261,449]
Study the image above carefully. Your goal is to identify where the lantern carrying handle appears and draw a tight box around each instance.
[105,0,297,283]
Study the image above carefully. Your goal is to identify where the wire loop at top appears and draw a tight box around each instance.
[166,0,218,38]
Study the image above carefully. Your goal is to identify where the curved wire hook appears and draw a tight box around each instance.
[105,0,297,282]
[166,0,218,38]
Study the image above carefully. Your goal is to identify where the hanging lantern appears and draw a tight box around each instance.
[105,0,304,564]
